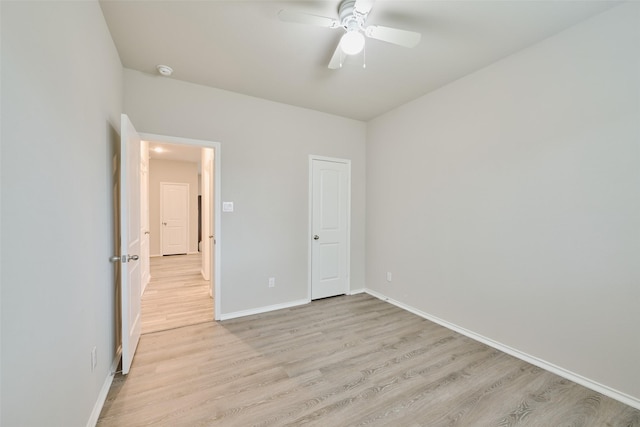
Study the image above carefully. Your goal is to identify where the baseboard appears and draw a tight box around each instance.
[348,288,365,295]
[219,299,310,321]
[86,346,122,427]
[364,288,640,411]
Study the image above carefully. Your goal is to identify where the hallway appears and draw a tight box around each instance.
[141,254,213,334]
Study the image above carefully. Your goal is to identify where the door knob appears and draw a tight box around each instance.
[109,255,139,263]
[313,235,320,240]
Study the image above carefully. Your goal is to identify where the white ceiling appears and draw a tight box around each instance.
[147,141,202,164]
[100,0,616,121]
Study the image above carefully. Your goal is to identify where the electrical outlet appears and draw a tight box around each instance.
[386,272,392,282]
[268,277,275,288]
[91,346,97,372]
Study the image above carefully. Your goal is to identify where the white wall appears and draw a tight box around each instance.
[1,1,123,425]
[366,3,640,404]
[124,69,367,316]
[149,159,200,255]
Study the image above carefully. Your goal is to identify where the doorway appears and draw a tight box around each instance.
[140,133,221,328]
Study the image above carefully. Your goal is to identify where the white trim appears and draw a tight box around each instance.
[219,299,310,321]
[307,159,313,300]
[364,288,640,411]
[86,346,122,427]
[212,147,221,318]
[348,288,365,295]
[308,155,351,300]
[140,133,222,321]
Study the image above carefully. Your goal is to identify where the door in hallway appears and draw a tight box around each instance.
[160,182,189,255]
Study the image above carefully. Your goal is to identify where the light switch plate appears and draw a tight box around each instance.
[222,202,234,212]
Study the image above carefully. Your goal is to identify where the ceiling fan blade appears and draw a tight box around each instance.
[354,0,375,15]
[328,43,343,69]
[278,9,339,28]
[365,25,421,48]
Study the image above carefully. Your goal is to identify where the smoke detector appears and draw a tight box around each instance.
[156,65,173,77]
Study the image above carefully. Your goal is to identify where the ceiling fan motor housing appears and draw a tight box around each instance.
[339,0,366,29]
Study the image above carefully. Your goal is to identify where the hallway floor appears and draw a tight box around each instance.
[141,253,213,334]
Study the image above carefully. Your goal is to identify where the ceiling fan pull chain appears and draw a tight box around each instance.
[363,43,367,69]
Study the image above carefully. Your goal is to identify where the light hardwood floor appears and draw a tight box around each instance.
[141,254,213,334]
[99,293,639,426]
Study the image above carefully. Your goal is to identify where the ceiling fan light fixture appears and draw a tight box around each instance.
[340,31,365,55]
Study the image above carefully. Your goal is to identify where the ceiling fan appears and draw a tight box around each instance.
[278,0,421,69]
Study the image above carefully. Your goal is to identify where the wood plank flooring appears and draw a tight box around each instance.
[99,294,639,426]
[141,254,213,334]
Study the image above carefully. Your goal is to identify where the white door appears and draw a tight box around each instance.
[120,114,142,375]
[310,157,350,299]
[160,183,189,255]
[140,140,150,292]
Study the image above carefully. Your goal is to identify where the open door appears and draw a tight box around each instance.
[120,114,142,374]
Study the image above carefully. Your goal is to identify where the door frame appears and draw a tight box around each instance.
[140,132,222,320]
[308,155,351,300]
[159,181,190,255]
[201,148,214,290]
[140,140,151,294]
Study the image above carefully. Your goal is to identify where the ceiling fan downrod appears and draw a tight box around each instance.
[338,0,367,31]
